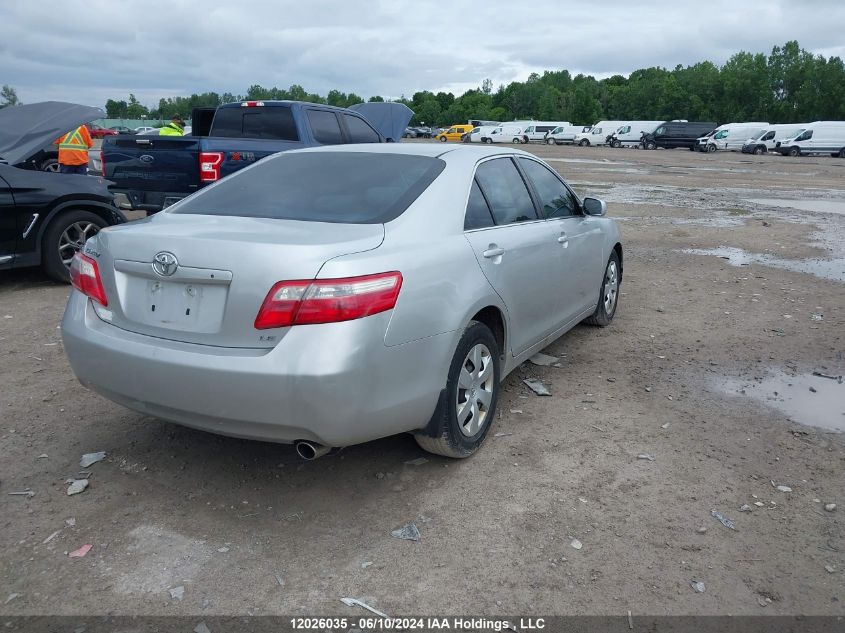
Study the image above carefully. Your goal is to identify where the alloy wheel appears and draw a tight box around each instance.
[455,343,494,437]
[59,221,100,267]
[603,260,619,314]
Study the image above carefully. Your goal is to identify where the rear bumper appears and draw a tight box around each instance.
[61,292,454,447]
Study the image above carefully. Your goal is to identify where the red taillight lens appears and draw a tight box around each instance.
[69,253,108,307]
[254,272,403,330]
[199,151,224,182]
[241,101,265,107]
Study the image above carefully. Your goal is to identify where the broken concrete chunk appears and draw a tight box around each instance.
[79,452,106,468]
[523,379,551,396]
[169,586,185,601]
[529,353,561,367]
[391,523,421,541]
[690,580,706,593]
[66,479,89,496]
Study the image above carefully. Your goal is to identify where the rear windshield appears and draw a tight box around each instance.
[210,106,299,140]
[171,152,445,223]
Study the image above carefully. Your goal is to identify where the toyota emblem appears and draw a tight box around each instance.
[152,251,178,276]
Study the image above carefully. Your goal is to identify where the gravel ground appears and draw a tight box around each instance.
[0,143,843,617]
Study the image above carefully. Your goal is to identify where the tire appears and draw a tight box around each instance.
[579,139,589,147]
[754,146,765,155]
[483,138,492,144]
[42,210,107,283]
[645,141,656,150]
[583,251,621,327]
[512,138,521,144]
[788,147,800,157]
[41,158,60,173]
[707,144,717,153]
[611,140,621,148]
[547,138,555,145]
[838,148,845,158]
[438,136,447,143]
[415,321,500,458]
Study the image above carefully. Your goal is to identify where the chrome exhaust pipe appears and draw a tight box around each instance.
[295,440,331,460]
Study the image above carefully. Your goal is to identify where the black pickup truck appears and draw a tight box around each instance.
[102,101,412,214]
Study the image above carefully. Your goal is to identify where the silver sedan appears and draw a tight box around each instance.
[61,144,622,459]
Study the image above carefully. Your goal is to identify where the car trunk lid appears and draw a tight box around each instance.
[91,213,384,348]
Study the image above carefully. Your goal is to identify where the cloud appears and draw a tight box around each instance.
[1,0,843,108]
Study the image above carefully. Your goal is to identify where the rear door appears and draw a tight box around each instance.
[517,157,604,323]
[463,157,562,355]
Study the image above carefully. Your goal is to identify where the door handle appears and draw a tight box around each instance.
[482,246,505,259]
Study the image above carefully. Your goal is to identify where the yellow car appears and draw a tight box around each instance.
[437,124,473,142]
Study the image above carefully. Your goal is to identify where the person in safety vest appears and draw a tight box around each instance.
[159,115,185,136]
[54,125,94,175]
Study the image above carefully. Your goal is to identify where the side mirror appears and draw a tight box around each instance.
[583,197,607,216]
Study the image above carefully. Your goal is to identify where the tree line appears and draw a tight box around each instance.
[7,41,845,126]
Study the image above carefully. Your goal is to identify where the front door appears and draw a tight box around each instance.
[463,157,562,355]
[517,157,604,323]
[0,172,16,264]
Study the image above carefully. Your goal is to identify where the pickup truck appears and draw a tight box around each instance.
[102,100,412,214]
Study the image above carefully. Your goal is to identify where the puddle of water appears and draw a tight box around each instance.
[717,371,844,433]
[682,246,845,282]
[749,198,845,216]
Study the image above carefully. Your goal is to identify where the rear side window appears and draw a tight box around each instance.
[171,152,445,224]
[307,110,343,144]
[342,114,380,143]
[211,107,299,140]
[464,180,495,230]
[474,158,537,225]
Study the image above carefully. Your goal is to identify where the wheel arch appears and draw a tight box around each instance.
[469,305,507,362]
[35,199,124,258]
[613,242,623,279]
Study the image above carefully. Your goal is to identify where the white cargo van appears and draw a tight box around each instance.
[775,121,845,157]
[741,124,807,154]
[521,121,572,143]
[608,121,664,147]
[546,125,587,145]
[573,121,626,146]
[481,124,525,144]
[469,125,499,143]
[696,122,769,152]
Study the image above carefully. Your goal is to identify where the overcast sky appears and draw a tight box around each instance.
[2,0,844,110]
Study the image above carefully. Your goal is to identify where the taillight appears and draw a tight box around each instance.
[69,252,108,307]
[241,101,265,107]
[199,151,224,182]
[254,272,402,330]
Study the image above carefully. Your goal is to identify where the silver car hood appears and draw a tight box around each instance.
[0,101,104,165]
[349,102,413,143]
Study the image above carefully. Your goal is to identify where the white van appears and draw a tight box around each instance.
[469,125,499,143]
[521,121,572,143]
[573,121,626,146]
[608,121,664,147]
[775,121,845,157]
[695,122,769,152]
[481,124,525,144]
[741,124,806,154]
[545,125,587,145]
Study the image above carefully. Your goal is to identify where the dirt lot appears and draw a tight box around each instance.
[1,144,843,618]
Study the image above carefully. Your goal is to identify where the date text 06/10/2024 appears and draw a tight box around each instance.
[290,617,546,630]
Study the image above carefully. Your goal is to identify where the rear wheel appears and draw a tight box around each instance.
[579,139,589,147]
[42,210,107,283]
[583,251,620,327]
[788,146,800,157]
[415,321,500,458]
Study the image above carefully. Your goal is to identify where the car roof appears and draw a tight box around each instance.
[292,143,536,162]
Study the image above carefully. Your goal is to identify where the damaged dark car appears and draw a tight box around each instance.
[0,101,126,282]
